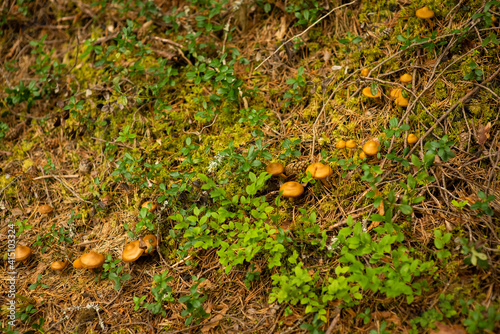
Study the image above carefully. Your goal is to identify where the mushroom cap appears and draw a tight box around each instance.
[362,86,381,98]
[389,88,402,100]
[15,245,32,262]
[80,251,105,269]
[416,6,434,19]
[50,261,67,271]
[395,96,409,107]
[279,181,304,199]
[346,140,357,149]
[336,140,346,149]
[141,201,157,212]
[407,134,418,144]
[142,234,158,255]
[38,204,53,214]
[359,151,367,160]
[306,163,333,180]
[362,141,379,156]
[122,240,145,263]
[266,162,285,176]
[360,68,370,77]
[400,73,412,83]
[73,258,83,269]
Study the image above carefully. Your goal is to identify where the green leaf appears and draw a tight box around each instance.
[399,204,412,215]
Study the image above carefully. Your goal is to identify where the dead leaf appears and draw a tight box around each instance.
[201,305,228,333]
[372,311,401,326]
[430,321,466,334]
[476,122,491,145]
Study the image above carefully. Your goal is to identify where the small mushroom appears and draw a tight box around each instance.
[122,240,145,263]
[362,140,379,157]
[400,73,412,84]
[336,140,347,158]
[50,261,67,272]
[360,68,370,77]
[416,6,435,28]
[416,6,434,19]
[359,151,367,160]
[38,204,53,215]
[15,245,32,262]
[266,162,286,179]
[362,86,381,99]
[279,181,304,201]
[395,96,409,107]
[142,234,158,255]
[346,140,357,157]
[389,88,402,100]
[407,134,418,145]
[73,258,83,269]
[80,251,105,269]
[306,163,333,186]
[141,201,157,212]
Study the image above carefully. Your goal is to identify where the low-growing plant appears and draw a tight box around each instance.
[134,270,174,316]
[29,274,49,290]
[99,255,131,290]
[179,276,209,325]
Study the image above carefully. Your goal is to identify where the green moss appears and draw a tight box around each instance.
[434,80,447,100]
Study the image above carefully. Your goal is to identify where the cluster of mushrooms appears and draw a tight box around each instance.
[268,134,418,200]
[14,200,160,273]
[360,6,436,106]
[361,72,413,107]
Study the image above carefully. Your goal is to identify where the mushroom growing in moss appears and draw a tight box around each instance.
[50,261,67,273]
[360,68,370,77]
[362,140,379,157]
[279,181,304,201]
[395,96,409,107]
[306,163,333,186]
[346,140,357,157]
[38,204,53,215]
[389,88,402,100]
[362,86,381,99]
[80,251,105,269]
[142,234,158,255]
[416,6,434,20]
[400,73,412,84]
[141,201,157,212]
[122,240,146,263]
[73,258,83,269]
[266,162,286,179]
[15,245,32,262]
[407,134,418,145]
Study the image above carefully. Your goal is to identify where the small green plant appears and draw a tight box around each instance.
[464,61,483,81]
[135,270,174,316]
[284,66,306,107]
[15,219,33,236]
[424,135,455,166]
[244,263,261,288]
[461,299,500,333]
[300,313,325,334]
[179,276,209,325]
[459,239,488,268]
[0,122,8,139]
[16,304,37,322]
[116,125,137,144]
[29,274,49,290]
[33,223,72,253]
[433,230,452,260]
[5,80,41,112]
[470,191,495,216]
[278,138,301,159]
[99,255,131,290]
[339,31,363,45]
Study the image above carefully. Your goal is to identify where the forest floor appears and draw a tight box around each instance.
[1,0,499,333]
